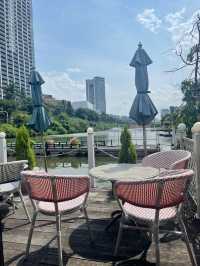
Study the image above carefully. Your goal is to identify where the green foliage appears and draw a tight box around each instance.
[19,97,33,114]
[75,108,99,121]
[68,117,89,133]
[181,80,196,104]
[0,123,17,138]
[4,83,20,100]
[161,110,182,129]
[163,80,200,137]
[118,126,137,163]
[12,112,30,127]
[56,112,70,131]
[48,100,74,116]
[0,99,17,118]
[48,120,67,135]
[65,101,74,116]
[0,81,125,136]
[180,79,200,137]
[15,126,36,169]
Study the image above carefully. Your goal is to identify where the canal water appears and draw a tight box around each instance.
[36,155,116,188]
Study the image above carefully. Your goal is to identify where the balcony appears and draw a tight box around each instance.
[2,189,199,266]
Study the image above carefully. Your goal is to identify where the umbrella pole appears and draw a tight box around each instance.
[143,124,147,156]
[41,133,48,172]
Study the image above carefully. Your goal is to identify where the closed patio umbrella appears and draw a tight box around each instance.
[29,68,51,171]
[129,42,157,155]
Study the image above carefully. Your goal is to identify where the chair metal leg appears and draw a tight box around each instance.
[83,207,93,244]
[140,231,152,260]
[153,223,160,266]
[56,214,63,266]
[114,218,124,256]
[26,211,38,257]
[179,216,197,266]
[10,194,16,213]
[105,211,122,231]
[18,189,31,222]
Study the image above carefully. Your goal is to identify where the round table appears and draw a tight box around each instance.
[89,164,160,231]
[89,163,160,182]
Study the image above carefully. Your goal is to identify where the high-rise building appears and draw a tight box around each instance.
[86,76,106,113]
[0,0,35,97]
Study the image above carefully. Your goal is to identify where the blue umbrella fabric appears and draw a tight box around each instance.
[29,68,51,171]
[129,43,157,154]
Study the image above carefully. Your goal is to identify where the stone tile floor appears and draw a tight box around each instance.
[2,190,199,266]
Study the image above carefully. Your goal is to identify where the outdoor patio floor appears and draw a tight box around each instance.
[2,189,199,266]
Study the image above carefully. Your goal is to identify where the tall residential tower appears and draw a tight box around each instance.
[86,76,106,113]
[0,0,35,97]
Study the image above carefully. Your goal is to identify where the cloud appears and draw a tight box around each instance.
[136,9,162,33]
[67,67,81,73]
[137,8,200,57]
[42,71,85,102]
[165,8,186,41]
[165,8,200,49]
[151,84,182,113]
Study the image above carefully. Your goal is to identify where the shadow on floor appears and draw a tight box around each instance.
[12,218,152,265]
[15,247,69,266]
[69,218,150,263]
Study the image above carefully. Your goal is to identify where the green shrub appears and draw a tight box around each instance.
[0,123,17,138]
[16,126,36,169]
[68,117,89,133]
[12,112,30,127]
[118,126,137,163]
[48,120,67,135]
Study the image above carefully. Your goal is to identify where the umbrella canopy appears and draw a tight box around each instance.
[28,68,51,171]
[129,42,157,125]
[29,68,51,132]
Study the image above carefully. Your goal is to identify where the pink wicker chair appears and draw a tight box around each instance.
[142,150,191,170]
[21,171,92,266]
[114,169,197,266]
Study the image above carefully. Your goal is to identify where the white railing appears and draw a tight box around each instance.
[177,122,200,217]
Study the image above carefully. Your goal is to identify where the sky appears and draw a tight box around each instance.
[32,0,200,116]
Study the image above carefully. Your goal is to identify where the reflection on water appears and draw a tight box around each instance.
[36,155,116,188]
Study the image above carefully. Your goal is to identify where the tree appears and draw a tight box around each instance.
[48,120,67,135]
[118,126,137,163]
[180,79,200,136]
[0,99,17,119]
[19,97,33,114]
[12,112,30,127]
[16,126,36,169]
[65,101,74,116]
[161,108,182,129]
[168,14,200,135]
[56,112,70,131]
[170,15,200,101]
[4,83,21,100]
[0,124,17,138]
[75,108,99,121]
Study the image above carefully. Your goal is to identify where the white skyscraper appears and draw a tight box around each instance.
[0,0,35,97]
[86,76,106,113]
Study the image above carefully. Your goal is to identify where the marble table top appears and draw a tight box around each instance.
[89,163,159,182]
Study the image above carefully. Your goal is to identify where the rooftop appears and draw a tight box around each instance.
[3,189,200,266]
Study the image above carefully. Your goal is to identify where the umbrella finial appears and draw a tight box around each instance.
[138,42,142,48]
